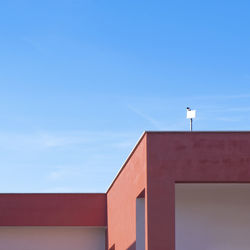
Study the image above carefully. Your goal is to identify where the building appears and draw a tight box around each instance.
[1,132,250,250]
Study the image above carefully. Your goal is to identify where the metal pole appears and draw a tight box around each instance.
[190,118,193,131]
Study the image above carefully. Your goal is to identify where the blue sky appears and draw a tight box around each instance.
[0,0,250,192]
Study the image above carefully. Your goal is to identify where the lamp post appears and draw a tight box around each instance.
[186,107,196,131]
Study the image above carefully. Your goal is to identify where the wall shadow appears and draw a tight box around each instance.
[108,241,136,250]
[127,241,136,250]
[108,244,115,250]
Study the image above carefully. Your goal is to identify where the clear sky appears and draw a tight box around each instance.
[0,0,250,192]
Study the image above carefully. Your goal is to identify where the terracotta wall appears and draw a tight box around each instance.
[2,132,250,250]
[107,134,147,250]
[0,193,106,226]
[146,132,250,250]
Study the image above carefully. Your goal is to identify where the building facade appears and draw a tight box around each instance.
[1,132,250,250]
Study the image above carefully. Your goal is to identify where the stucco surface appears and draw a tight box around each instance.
[0,193,106,226]
[0,227,105,250]
[176,184,250,250]
[107,134,146,250]
[147,132,250,250]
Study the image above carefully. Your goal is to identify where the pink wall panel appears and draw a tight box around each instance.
[0,194,106,226]
[107,134,147,250]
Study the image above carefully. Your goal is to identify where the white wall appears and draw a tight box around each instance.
[136,198,145,250]
[175,184,250,250]
[0,227,105,250]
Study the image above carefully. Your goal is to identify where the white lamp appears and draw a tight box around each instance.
[186,107,196,131]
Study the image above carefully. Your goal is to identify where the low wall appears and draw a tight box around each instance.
[0,227,105,250]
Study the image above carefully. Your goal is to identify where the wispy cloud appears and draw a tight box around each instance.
[46,166,80,181]
[40,186,78,193]
[227,107,250,112]
[215,117,241,122]
[127,104,163,129]
[193,94,250,101]
[197,106,250,114]
[0,130,137,151]
[0,129,140,192]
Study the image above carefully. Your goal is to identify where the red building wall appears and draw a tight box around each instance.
[0,193,106,226]
[107,134,147,250]
[2,132,250,250]
[146,132,250,250]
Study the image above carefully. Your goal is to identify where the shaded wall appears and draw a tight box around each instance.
[136,198,145,250]
[176,184,250,250]
[0,227,105,250]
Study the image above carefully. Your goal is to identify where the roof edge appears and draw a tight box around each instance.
[144,131,250,133]
[106,131,147,193]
